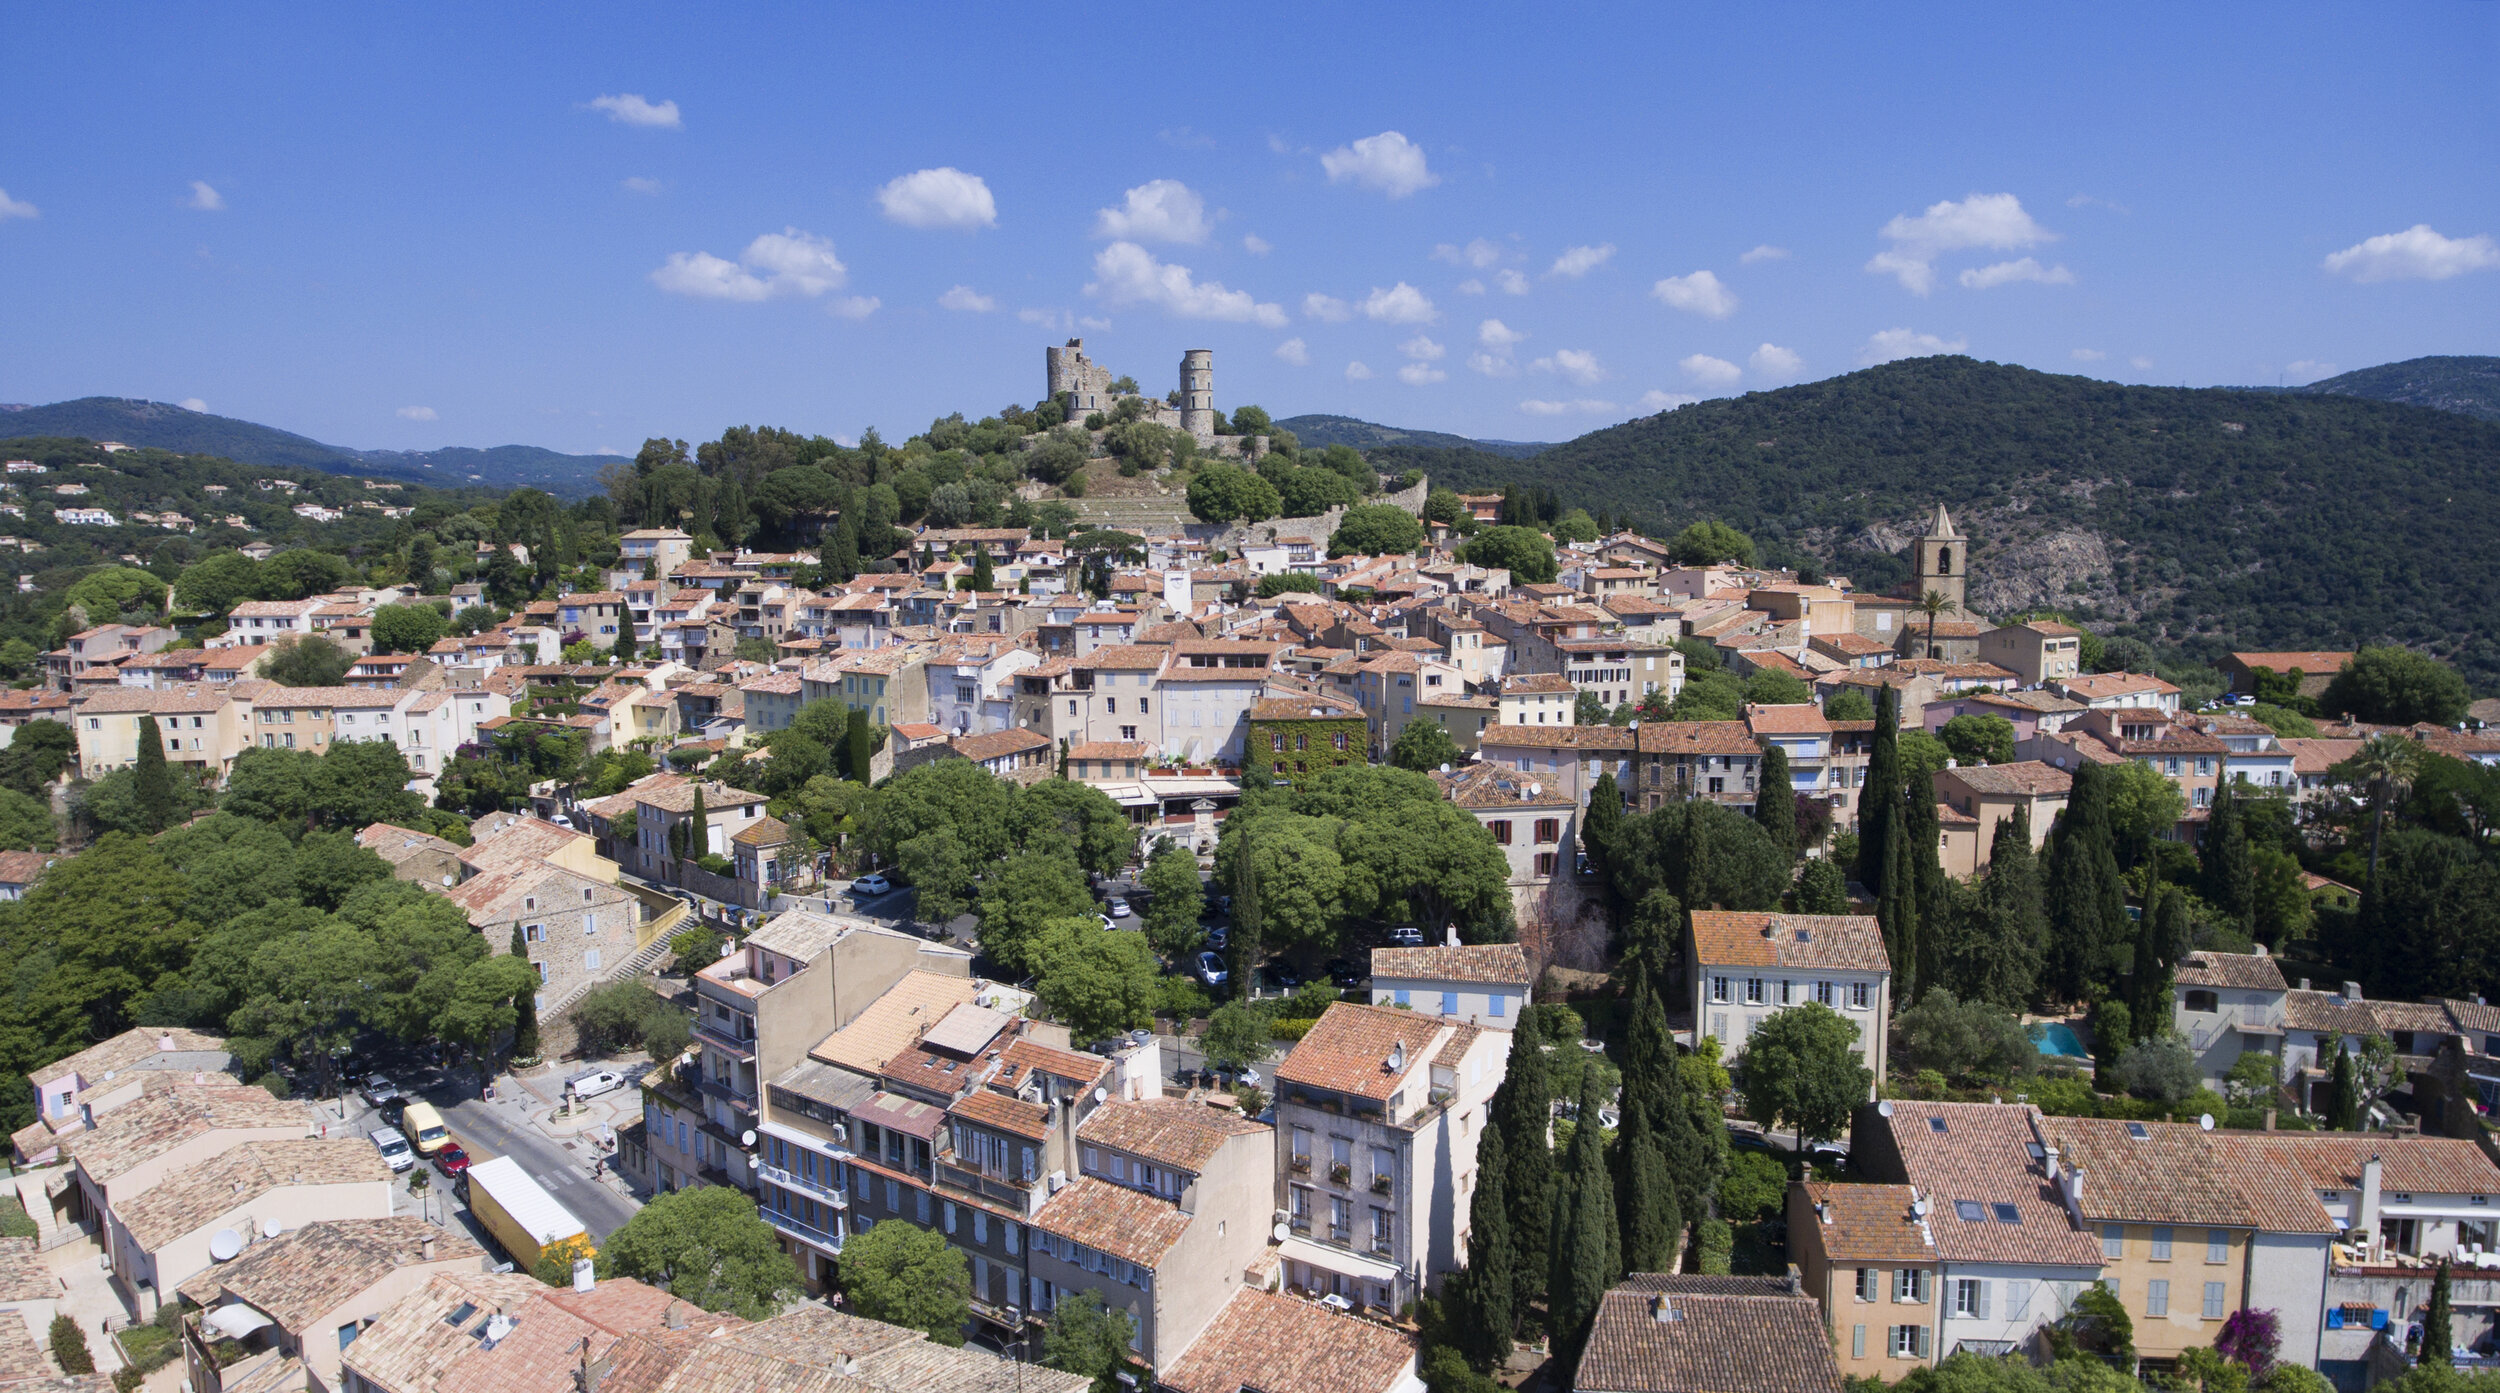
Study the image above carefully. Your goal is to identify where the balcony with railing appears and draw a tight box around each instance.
[938,1161,1041,1215]
[762,1206,845,1254]
[759,1163,847,1208]
[689,1071,758,1112]
[692,1014,758,1060]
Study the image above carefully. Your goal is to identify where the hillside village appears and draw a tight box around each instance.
[0,349,2493,1393]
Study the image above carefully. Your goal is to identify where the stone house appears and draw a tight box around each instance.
[1689,912,1891,1088]
[1930,762,2070,877]
[1435,763,1580,890]
[1979,621,2086,688]
[111,1138,391,1319]
[175,1217,487,1393]
[1246,691,1366,786]
[1368,944,1531,1028]
[69,1086,311,1317]
[1789,1182,1945,1380]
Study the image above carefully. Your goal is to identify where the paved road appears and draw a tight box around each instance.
[442,1093,640,1243]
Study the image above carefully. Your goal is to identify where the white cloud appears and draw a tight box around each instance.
[1860,328,1970,365]
[1549,243,1615,278]
[1242,233,1271,256]
[1519,398,1617,416]
[1398,362,1448,386]
[1960,257,2075,290]
[1320,131,1437,198]
[1467,353,1517,378]
[1093,179,1211,244]
[1274,337,1310,366]
[652,230,849,302]
[1867,192,2056,294]
[1360,282,1437,324]
[1679,353,1742,386]
[185,181,224,211]
[621,176,663,195]
[179,398,208,412]
[588,94,681,129]
[938,284,996,312]
[1478,319,1526,349]
[2070,348,2107,362]
[1086,241,1286,326]
[1651,270,1738,319]
[1400,335,1446,361]
[2130,355,2155,370]
[0,188,35,221]
[1495,269,1529,295]
[1639,390,1700,412]
[1456,278,1486,295]
[1078,316,1111,330]
[2322,224,2500,283]
[1017,307,1068,328]
[828,296,880,320]
[1302,293,1353,322]
[876,167,997,230]
[1533,349,1607,385]
[1740,245,1791,264]
[1433,238,1503,269]
[1345,361,1374,381]
[397,405,437,421]
[1749,343,1804,379]
[2286,360,2339,381]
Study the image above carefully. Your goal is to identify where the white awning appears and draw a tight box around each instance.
[1277,1236,1400,1284]
[206,1302,276,1340]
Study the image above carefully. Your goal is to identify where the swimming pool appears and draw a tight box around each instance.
[2033,1022,2091,1059]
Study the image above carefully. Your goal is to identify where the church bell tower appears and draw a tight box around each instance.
[1913,504,1966,614]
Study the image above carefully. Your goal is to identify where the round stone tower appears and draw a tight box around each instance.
[1178,349,1215,439]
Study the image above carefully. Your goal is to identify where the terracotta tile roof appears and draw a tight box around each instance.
[1369,944,1532,986]
[1687,912,1890,974]
[28,1026,226,1089]
[948,1087,1052,1142]
[947,729,1050,762]
[1158,1288,1418,1393]
[2235,1131,2500,1200]
[1864,1102,2105,1267]
[1745,703,1833,735]
[2174,950,2288,992]
[73,1084,304,1183]
[1939,761,2073,797]
[1032,1176,1192,1268]
[0,1310,112,1388]
[729,814,790,847]
[1271,1002,1451,1103]
[2228,651,2353,675]
[2056,672,2181,701]
[1435,763,1575,811]
[633,779,766,813]
[1499,673,1577,694]
[1068,741,1154,761]
[809,972,984,1077]
[1076,1098,1269,1172]
[1796,1182,1936,1264]
[1637,721,1759,756]
[2282,989,2379,1035]
[1576,1278,1844,1393]
[1478,724,1636,751]
[1251,693,1364,721]
[344,1271,737,1393]
[117,1138,388,1250]
[995,1038,1108,1092]
[175,1216,483,1331]
[0,1238,55,1304]
[2037,1115,2330,1231]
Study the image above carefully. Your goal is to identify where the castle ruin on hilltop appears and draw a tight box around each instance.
[1046,340,1254,455]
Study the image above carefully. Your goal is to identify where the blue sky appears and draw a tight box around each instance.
[2,3,2495,456]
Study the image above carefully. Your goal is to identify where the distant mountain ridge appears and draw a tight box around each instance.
[0,397,626,496]
[1274,413,1552,458]
[2281,355,2500,422]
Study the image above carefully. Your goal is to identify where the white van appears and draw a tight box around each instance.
[369,1128,414,1173]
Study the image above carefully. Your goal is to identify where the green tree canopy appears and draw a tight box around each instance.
[370,603,448,655]
[1938,713,2018,766]
[1738,1002,1870,1143]
[1138,838,1204,961]
[1388,718,1461,773]
[1040,1291,1137,1393]
[1185,464,1282,525]
[1454,526,1558,584]
[837,1220,970,1346]
[1669,520,1757,566]
[66,566,167,620]
[261,634,353,687]
[2323,647,2470,727]
[1032,918,1161,1042]
[596,1186,800,1320]
[1328,504,1425,557]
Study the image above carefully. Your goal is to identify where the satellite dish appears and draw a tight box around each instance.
[209,1229,244,1262]
[1876,1100,1895,1117]
[741,1130,757,1148]
[718,940,736,958]
[2199,1113,2216,1131]
[1912,1199,1929,1217]
[1273,1222,1290,1242]
[260,1216,283,1239]
[1093,1086,1108,1104]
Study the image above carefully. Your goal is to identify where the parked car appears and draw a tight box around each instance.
[1096,913,1116,930]
[569,1069,625,1099]
[433,1142,472,1179]
[1728,1126,1775,1151]
[1387,926,1426,946]
[1106,897,1133,919]
[1196,952,1229,987]
[850,873,892,898]
[1326,959,1365,990]
[361,1074,403,1110]
[369,1128,413,1173]
[1263,962,1302,991]
[1205,925,1228,951]
[1807,1142,1849,1170]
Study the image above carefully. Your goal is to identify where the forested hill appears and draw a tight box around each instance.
[1362,356,2500,690]
[1275,414,1552,458]
[2287,355,2500,423]
[0,398,626,496]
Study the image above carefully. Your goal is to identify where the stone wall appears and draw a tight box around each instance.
[1187,471,1429,554]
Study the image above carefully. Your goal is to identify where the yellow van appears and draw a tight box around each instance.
[401,1101,451,1155]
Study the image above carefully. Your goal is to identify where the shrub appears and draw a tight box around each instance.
[1268,1017,1319,1042]
[1696,1219,1733,1274]
[250,1071,292,1099]
[2114,1037,2200,1105]
[0,1198,37,1240]
[1717,1150,1787,1224]
[1892,989,2038,1085]
[49,1314,93,1375]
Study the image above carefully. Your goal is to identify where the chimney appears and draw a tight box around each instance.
[420,1233,438,1262]
[1786,1264,1805,1296]
[158,1033,176,1053]
[2360,1155,2385,1243]
[665,1300,688,1331]
[2301,978,2313,991]
[1651,1294,1677,1323]
[572,1257,596,1293]
[2345,982,2366,1002]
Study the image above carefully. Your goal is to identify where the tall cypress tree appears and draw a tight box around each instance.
[1461,1122,1517,1362]
[1584,771,1626,924]
[1969,809,2046,1007]
[133,714,174,835]
[1549,1073,1621,1371]
[1857,686,1902,885]
[1612,1085,1681,1275]
[1903,785,1947,999]
[2327,1045,2360,1130]
[2201,779,2254,937]
[1872,793,1915,997]
[1617,890,1682,1003]
[2426,1260,2455,1365]
[845,708,874,786]
[970,549,995,593]
[687,784,709,863]
[1754,743,1797,862]
[2043,762,2127,1003]
[1488,1011,1554,1314]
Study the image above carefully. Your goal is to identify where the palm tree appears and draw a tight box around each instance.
[2334,732,2426,886]
[1916,588,1959,659]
